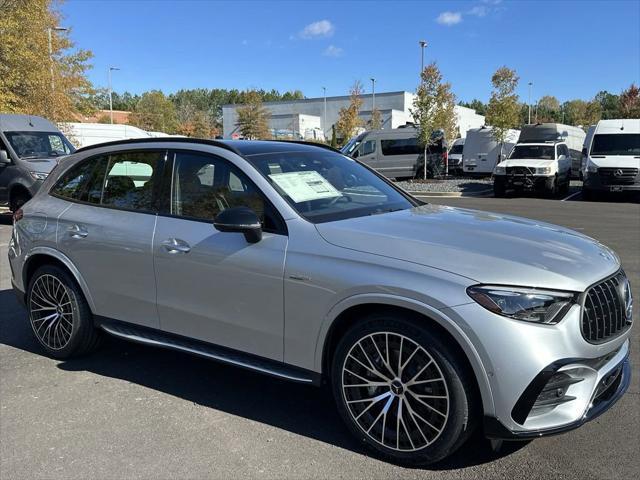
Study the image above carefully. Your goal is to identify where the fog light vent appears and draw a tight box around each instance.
[531,372,583,411]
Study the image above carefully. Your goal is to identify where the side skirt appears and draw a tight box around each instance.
[96,317,322,386]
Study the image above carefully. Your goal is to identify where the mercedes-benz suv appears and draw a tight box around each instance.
[8,139,632,466]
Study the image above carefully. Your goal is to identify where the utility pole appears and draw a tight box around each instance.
[108,66,120,124]
[370,78,376,128]
[528,82,533,124]
[48,26,68,93]
[322,86,327,140]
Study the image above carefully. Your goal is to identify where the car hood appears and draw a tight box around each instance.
[315,204,619,292]
[499,159,555,168]
[588,156,640,169]
[24,156,65,174]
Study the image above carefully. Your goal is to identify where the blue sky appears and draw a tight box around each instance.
[62,0,640,103]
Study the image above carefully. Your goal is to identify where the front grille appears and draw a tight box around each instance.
[506,166,535,175]
[598,168,639,185]
[581,271,631,343]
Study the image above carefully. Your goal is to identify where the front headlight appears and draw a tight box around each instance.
[586,163,598,173]
[29,171,48,181]
[467,285,577,324]
[536,167,552,175]
[494,166,506,175]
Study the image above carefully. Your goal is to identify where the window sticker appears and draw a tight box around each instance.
[269,171,341,203]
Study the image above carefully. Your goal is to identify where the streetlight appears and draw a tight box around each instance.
[419,40,428,80]
[48,26,68,93]
[528,82,533,124]
[370,78,376,128]
[108,66,120,124]
[322,86,327,139]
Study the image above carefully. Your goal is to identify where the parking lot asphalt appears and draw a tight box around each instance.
[1,197,639,480]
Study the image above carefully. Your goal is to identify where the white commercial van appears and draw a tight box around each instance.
[447,138,464,174]
[518,123,586,178]
[580,125,596,179]
[582,119,640,198]
[61,122,154,148]
[341,128,447,179]
[462,127,520,175]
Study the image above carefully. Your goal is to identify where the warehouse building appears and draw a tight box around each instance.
[222,90,485,140]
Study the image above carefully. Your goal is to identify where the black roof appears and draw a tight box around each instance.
[74,137,340,157]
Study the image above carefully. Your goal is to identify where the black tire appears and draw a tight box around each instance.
[331,312,477,466]
[582,187,597,201]
[545,176,558,198]
[9,190,30,212]
[26,265,101,359]
[560,176,570,195]
[493,179,507,198]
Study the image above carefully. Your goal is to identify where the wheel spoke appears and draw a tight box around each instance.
[406,390,448,418]
[348,353,391,383]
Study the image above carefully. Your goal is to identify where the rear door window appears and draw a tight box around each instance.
[380,137,421,156]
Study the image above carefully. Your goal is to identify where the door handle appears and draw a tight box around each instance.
[161,238,191,254]
[67,224,88,238]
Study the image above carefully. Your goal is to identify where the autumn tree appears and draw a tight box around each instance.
[536,95,561,122]
[330,124,337,148]
[370,108,383,130]
[131,91,178,133]
[619,84,640,118]
[236,90,271,139]
[486,67,520,159]
[562,99,601,127]
[411,62,457,177]
[594,91,620,119]
[0,0,94,121]
[336,81,364,141]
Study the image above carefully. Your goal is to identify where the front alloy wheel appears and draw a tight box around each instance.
[332,314,476,466]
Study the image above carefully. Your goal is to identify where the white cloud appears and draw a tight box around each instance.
[300,20,335,39]
[436,11,462,26]
[323,45,343,57]
[468,5,487,17]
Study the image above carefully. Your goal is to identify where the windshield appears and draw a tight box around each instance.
[245,149,416,223]
[340,136,362,156]
[449,144,464,155]
[509,145,555,160]
[4,131,75,159]
[591,134,640,156]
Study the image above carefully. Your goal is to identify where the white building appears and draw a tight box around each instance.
[222,91,484,140]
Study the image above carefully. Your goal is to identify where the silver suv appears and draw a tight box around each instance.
[8,139,632,466]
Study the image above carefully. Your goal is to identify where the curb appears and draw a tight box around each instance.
[406,188,494,198]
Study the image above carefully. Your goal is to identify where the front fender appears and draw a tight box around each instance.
[315,293,495,416]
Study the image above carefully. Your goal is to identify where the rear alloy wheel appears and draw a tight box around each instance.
[27,265,100,359]
[332,314,476,466]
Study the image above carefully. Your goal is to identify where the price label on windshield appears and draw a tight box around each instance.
[269,171,341,203]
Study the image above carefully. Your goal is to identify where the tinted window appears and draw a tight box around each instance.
[359,140,376,156]
[51,157,105,201]
[380,137,421,156]
[101,152,163,211]
[509,145,555,160]
[449,144,464,154]
[558,144,569,157]
[245,149,415,223]
[591,134,640,156]
[170,151,280,230]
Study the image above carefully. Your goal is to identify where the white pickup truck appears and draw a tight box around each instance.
[493,141,572,197]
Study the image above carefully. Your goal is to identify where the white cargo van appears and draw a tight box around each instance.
[580,125,596,179]
[518,123,586,178]
[447,138,464,175]
[61,122,154,148]
[582,119,640,198]
[462,127,520,175]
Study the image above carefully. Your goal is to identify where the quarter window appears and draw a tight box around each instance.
[380,138,421,156]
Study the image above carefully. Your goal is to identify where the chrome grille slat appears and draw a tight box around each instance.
[581,271,630,343]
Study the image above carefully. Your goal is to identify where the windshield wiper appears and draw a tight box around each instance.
[368,207,405,216]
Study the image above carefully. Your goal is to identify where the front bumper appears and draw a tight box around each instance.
[446,301,632,439]
[584,171,640,192]
[495,174,554,190]
[484,352,630,439]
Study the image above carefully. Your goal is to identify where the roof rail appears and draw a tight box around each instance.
[74,137,244,156]
[263,139,342,153]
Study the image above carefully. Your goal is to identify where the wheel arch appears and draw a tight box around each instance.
[9,183,32,210]
[23,247,96,313]
[317,294,495,416]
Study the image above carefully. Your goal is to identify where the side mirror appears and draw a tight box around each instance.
[352,149,360,159]
[0,149,9,164]
[213,207,262,244]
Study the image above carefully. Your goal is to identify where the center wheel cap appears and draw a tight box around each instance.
[390,379,404,395]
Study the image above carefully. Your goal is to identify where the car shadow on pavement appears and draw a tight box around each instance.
[0,288,527,470]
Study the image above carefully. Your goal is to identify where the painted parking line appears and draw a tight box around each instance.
[561,191,582,202]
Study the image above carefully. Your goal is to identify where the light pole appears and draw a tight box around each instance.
[370,78,376,128]
[322,86,327,139]
[528,82,533,124]
[108,67,120,124]
[419,40,428,80]
[48,26,68,93]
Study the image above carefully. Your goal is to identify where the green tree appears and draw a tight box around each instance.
[458,99,486,115]
[336,81,364,141]
[131,90,178,133]
[619,84,640,119]
[537,95,561,122]
[594,91,620,119]
[486,67,520,159]
[411,62,457,177]
[562,99,601,127]
[0,0,94,121]
[236,90,271,139]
